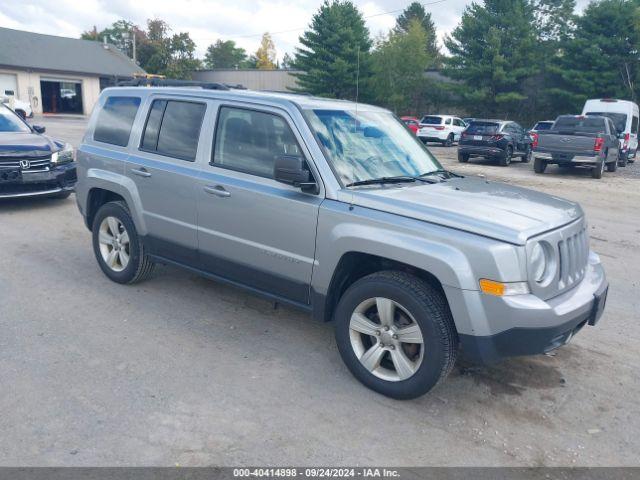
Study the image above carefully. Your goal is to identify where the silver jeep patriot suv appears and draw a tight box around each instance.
[76,87,608,399]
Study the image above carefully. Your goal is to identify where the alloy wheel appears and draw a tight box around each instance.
[349,297,424,382]
[98,216,130,272]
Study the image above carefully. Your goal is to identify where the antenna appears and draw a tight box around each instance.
[349,45,360,209]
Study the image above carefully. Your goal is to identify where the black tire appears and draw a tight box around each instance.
[458,152,469,163]
[334,271,458,400]
[444,134,454,147]
[592,160,604,179]
[618,153,628,167]
[522,145,532,163]
[91,201,155,284]
[499,146,513,166]
[534,157,547,173]
[607,160,617,172]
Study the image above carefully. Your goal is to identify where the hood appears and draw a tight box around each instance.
[343,176,583,245]
[0,132,62,157]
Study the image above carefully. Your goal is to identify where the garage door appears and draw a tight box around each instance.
[0,73,18,97]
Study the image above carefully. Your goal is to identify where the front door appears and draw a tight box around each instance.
[196,104,322,305]
[126,97,207,264]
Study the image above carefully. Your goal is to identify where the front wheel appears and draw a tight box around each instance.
[334,271,458,399]
[618,153,628,167]
[522,145,532,163]
[92,201,155,284]
[607,160,617,172]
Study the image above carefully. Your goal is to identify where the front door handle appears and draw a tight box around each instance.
[204,185,231,198]
[131,167,152,178]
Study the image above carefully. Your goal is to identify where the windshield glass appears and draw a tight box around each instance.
[585,112,626,133]
[0,105,30,133]
[466,121,499,134]
[420,116,442,125]
[304,109,442,186]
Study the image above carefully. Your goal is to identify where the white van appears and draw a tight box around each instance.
[582,98,639,164]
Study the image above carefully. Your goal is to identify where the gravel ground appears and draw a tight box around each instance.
[0,117,638,466]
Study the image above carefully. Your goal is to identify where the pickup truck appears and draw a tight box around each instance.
[532,115,620,179]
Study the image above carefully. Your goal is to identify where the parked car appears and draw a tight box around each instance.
[417,115,466,146]
[0,104,76,199]
[528,121,555,153]
[533,115,619,179]
[1,91,33,118]
[463,117,474,125]
[76,87,608,399]
[401,116,420,134]
[458,119,532,166]
[582,98,638,166]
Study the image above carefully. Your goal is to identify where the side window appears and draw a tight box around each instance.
[212,106,303,179]
[445,118,452,125]
[632,116,638,134]
[140,99,206,161]
[93,96,141,146]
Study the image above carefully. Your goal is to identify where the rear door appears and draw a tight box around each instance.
[452,118,466,140]
[126,96,207,264]
[196,103,323,305]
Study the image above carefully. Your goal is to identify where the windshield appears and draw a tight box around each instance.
[552,116,606,134]
[466,121,499,134]
[0,105,30,133]
[304,109,442,186]
[585,112,626,133]
[420,116,442,125]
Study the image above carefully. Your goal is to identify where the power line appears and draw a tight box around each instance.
[230,0,448,39]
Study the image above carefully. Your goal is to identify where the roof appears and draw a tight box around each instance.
[103,86,389,112]
[0,27,146,77]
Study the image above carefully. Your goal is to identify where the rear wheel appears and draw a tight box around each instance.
[592,160,605,179]
[334,271,458,399]
[444,134,454,147]
[534,157,547,173]
[618,153,628,167]
[92,201,155,284]
[499,146,513,166]
[458,153,469,163]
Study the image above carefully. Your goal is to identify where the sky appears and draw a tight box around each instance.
[1,0,592,61]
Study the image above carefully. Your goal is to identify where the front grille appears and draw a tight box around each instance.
[0,155,51,172]
[557,226,589,290]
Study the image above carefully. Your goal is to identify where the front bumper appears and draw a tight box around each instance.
[458,145,504,157]
[450,253,608,363]
[0,163,77,199]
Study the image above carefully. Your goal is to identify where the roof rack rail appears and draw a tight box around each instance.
[116,78,245,91]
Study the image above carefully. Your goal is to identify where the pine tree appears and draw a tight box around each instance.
[292,0,372,99]
[395,2,440,63]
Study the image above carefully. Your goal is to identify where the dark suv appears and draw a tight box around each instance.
[458,120,532,166]
[0,104,76,199]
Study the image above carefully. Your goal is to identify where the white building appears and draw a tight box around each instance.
[0,27,145,116]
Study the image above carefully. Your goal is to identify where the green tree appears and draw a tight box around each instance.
[81,20,138,58]
[281,52,294,69]
[292,0,372,99]
[444,0,539,120]
[204,40,248,69]
[370,19,434,114]
[552,0,640,108]
[255,33,277,70]
[395,2,440,63]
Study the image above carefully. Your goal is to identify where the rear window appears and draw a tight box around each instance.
[94,96,141,146]
[552,116,607,134]
[420,116,442,125]
[585,112,626,133]
[534,122,553,131]
[140,99,206,161]
[466,121,499,134]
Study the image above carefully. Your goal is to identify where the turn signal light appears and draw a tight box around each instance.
[479,279,530,296]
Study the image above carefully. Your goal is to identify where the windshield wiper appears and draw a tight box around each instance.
[346,176,420,187]
[419,169,462,179]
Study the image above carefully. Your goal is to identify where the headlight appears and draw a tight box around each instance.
[529,241,556,284]
[51,143,74,164]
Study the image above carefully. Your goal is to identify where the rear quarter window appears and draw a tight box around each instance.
[93,96,141,147]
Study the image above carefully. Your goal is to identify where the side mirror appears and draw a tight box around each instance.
[32,125,46,134]
[274,155,318,194]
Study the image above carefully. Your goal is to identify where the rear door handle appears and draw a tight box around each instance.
[131,167,152,178]
[204,185,231,198]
